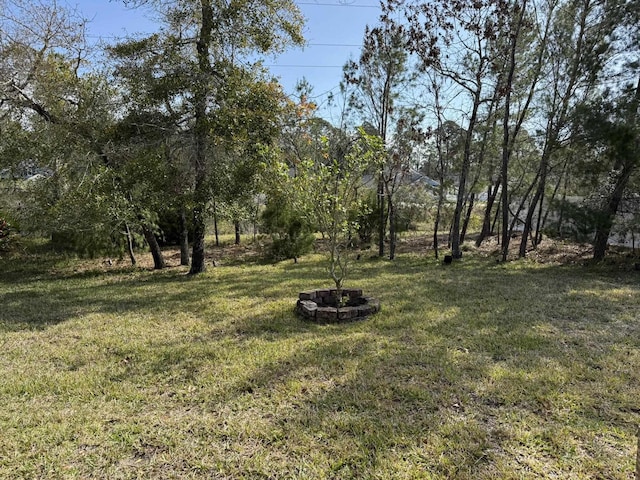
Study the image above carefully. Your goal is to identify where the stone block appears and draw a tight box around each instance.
[299,290,317,301]
[297,300,317,319]
[363,297,381,313]
[316,307,338,322]
[345,289,363,298]
[338,307,358,320]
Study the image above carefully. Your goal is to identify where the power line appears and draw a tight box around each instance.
[265,64,345,68]
[308,43,362,47]
[297,2,379,7]
[85,34,362,48]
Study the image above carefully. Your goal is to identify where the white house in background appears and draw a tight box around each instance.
[362,168,440,192]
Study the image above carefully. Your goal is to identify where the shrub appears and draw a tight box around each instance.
[261,201,315,262]
[0,218,11,250]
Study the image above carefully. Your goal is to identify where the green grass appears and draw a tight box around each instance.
[0,241,639,479]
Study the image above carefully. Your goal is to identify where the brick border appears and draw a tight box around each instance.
[296,288,380,322]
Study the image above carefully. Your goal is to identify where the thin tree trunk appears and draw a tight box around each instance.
[509,171,540,238]
[477,179,500,246]
[519,160,548,257]
[452,86,481,259]
[500,3,525,261]
[492,189,502,240]
[461,91,496,246]
[189,0,214,275]
[460,191,475,245]
[377,175,385,257]
[142,225,166,270]
[213,199,220,247]
[433,192,444,259]
[536,159,567,245]
[234,220,241,245]
[388,198,396,260]
[180,206,190,266]
[124,222,137,266]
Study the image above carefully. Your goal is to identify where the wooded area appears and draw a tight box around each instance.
[1,0,639,272]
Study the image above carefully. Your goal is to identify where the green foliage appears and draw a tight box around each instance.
[354,190,381,245]
[156,207,193,247]
[298,129,384,290]
[545,199,609,244]
[261,199,315,262]
[354,186,425,247]
[0,217,12,250]
[16,167,142,258]
[263,125,383,289]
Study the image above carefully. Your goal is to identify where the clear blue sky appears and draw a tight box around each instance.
[79,0,382,111]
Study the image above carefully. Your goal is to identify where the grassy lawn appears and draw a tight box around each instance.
[0,239,639,478]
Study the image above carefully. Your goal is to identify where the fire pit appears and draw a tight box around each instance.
[296,288,380,322]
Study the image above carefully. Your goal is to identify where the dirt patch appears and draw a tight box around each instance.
[105,232,637,271]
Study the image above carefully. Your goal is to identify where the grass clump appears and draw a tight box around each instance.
[0,240,638,479]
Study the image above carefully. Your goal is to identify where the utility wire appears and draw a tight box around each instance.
[265,64,345,68]
[297,2,379,7]
[85,34,362,48]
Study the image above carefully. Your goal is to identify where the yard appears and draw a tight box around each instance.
[0,238,639,478]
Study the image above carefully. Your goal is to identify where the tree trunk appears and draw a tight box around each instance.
[179,206,190,266]
[189,202,207,274]
[536,159,567,246]
[189,0,214,275]
[388,198,396,260]
[142,225,166,270]
[433,189,445,260]
[493,189,503,242]
[377,174,385,257]
[213,199,220,247]
[124,222,137,266]
[500,28,518,259]
[477,179,500,246]
[519,159,548,257]
[460,191,475,245]
[234,220,241,245]
[451,87,481,259]
[593,165,633,260]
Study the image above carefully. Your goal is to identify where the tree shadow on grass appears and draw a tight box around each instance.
[1,248,638,477]
[171,256,638,477]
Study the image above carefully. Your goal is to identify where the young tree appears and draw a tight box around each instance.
[268,128,383,297]
[304,130,383,297]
